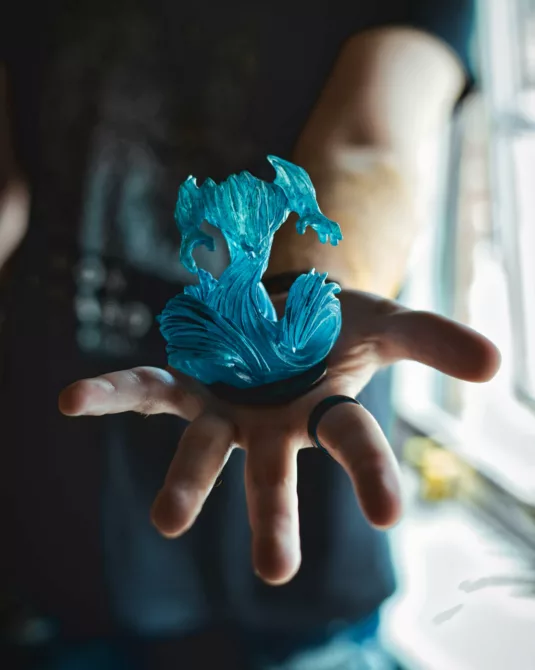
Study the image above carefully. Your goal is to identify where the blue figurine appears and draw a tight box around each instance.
[158,156,343,404]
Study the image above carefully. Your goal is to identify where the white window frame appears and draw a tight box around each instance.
[393,0,535,506]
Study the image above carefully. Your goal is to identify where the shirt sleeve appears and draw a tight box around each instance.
[342,1,477,96]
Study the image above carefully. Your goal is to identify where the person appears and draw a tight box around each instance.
[0,1,499,668]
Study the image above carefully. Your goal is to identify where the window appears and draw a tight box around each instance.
[393,0,535,506]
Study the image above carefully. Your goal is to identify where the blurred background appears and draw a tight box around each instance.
[383,0,535,667]
[2,0,535,669]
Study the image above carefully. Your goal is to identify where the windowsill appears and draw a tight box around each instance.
[395,239,535,507]
[395,394,535,507]
[381,469,535,670]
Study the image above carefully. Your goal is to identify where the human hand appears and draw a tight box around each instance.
[59,290,500,585]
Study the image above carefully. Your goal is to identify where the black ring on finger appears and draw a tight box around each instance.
[308,395,362,454]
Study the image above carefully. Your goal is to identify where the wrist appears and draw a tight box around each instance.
[268,150,416,298]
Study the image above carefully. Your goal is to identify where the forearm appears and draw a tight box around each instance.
[268,27,466,298]
[268,150,415,297]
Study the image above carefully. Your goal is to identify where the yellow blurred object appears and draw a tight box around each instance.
[403,437,468,502]
[403,436,432,469]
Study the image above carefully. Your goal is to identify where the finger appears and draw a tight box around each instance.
[318,402,402,529]
[59,367,200,420]
[245,438,300,585]
[382,311,501,382]
[151,414,234,537]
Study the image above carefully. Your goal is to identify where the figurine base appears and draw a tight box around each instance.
[207,360,328,406]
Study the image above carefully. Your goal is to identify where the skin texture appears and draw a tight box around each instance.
[268,27,467,298]
[2,28,501,585]
[59,292,501,585]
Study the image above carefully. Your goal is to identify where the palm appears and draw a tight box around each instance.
[59,290,500,584]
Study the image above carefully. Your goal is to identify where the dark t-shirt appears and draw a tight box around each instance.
[1,0,474,638]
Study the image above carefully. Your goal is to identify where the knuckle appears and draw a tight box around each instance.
[85,376,116,395]
[197,414,233,441]
[130,380,157,415]
[374,297,399,317]
[262,510,294,533]
[254,495,295,528]
[127,368,163,415]
[127,367,152,388]
[319,414,356,453]
[136,397,158,415]
[252,471,292,496]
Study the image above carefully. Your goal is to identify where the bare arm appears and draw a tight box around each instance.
[268,27,466,298]
[58,29,500,586]
[0,64,29,270]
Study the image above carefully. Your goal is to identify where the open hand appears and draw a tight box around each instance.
[59,290,500,585]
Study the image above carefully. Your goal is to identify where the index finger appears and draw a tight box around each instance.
[58,366,202,421]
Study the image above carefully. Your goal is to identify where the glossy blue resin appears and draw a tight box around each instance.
[158,156,342,389]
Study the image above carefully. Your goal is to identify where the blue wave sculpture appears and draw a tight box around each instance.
[158,156,342,401]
